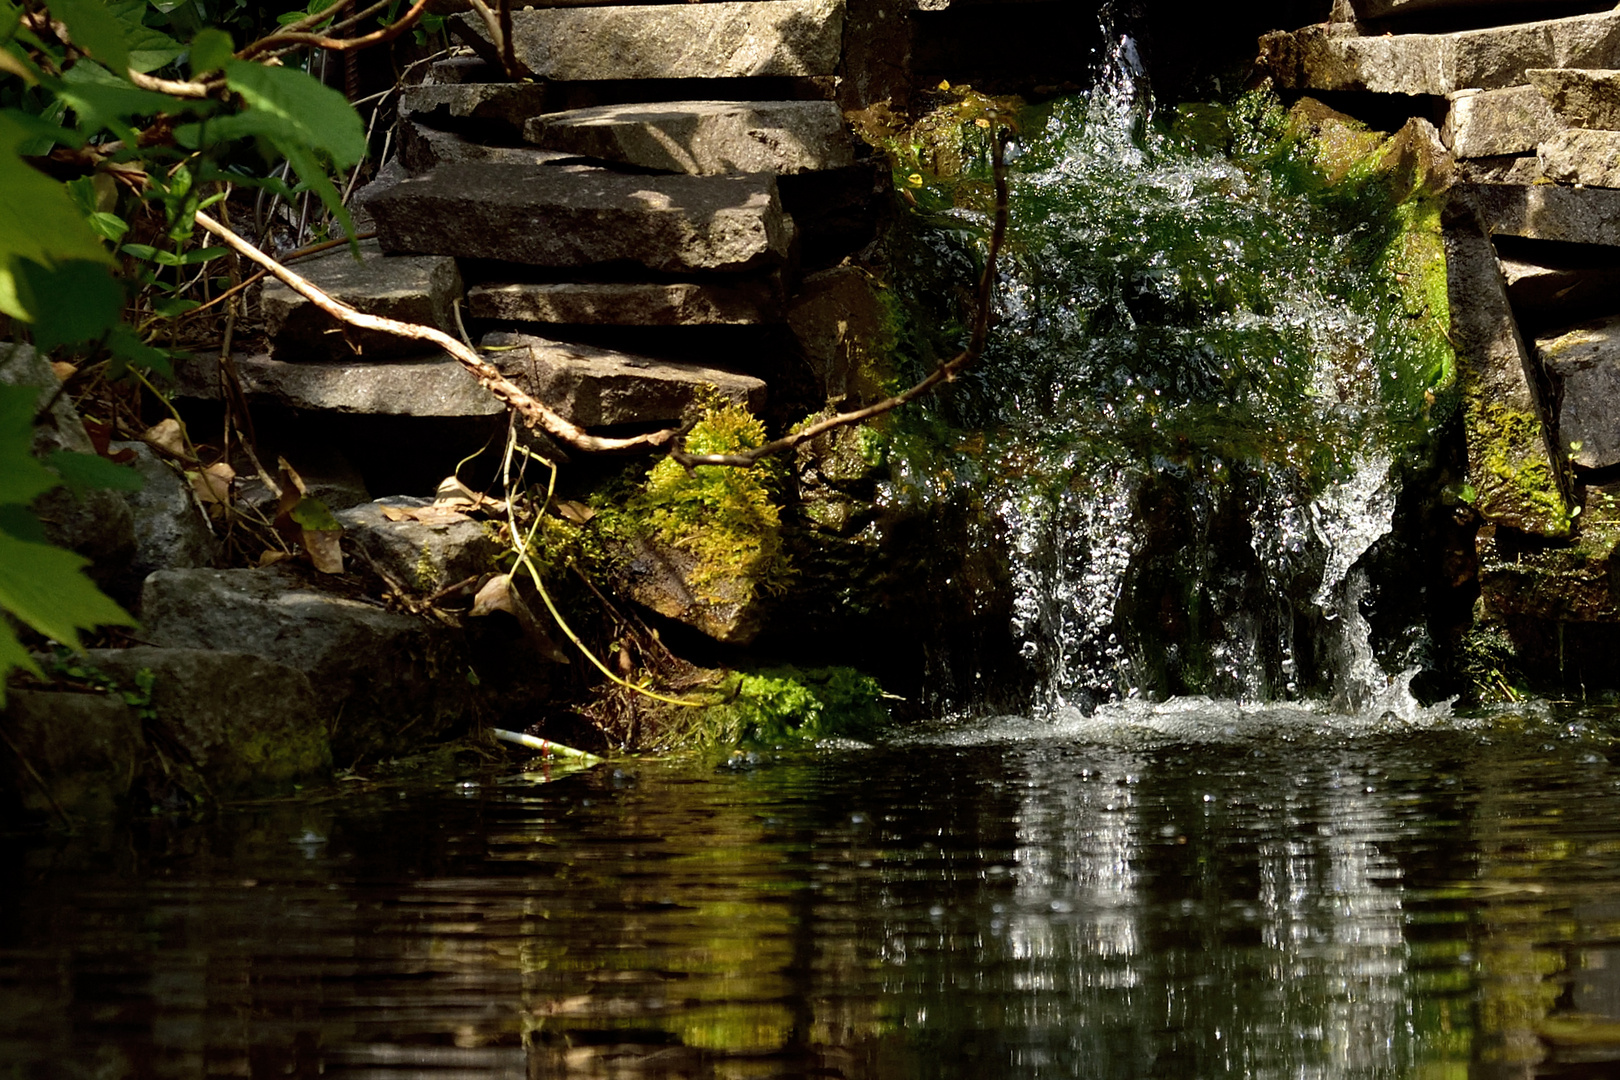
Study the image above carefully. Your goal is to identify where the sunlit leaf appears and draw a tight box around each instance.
[48,0,130,76]
[289,495,341,532]
[0,527,135,652]
[106,0,181,72]
[53,60,183,134]
[188,27,232,76]
[0,113,111,320]
[46,449,144,497]
[14,258,123,351]
[220,59,365,167]
[87,211,129,242]
[0,618,43,707]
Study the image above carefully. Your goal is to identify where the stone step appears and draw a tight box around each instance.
[1348,0,1597,21]
[369,164,792,274]
[398,83,550,140]
[176,353,505,419]
[467,279,784,325]
[482,330,766,427]
[1526,67,1620,128]
[1536,314,1620,469]
[260,239,461,361]
[1259,7,1620,96]
[1442,84,1561,158]
[1539,127,1620,187]
[450,0,844,82]
[1503,252,1620,325]
[525,100,853,176]
[399,122,585,174]
[1468,182,1620,247]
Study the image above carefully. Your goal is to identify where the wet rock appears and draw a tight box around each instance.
[451,0,845,81]
[787,267,894,406]
[1468,182,1620,247]
[398,121,581,174]
[260,239,461,360]
[1477,528,1620,623]
[1526,67,1620,129]
[1444,205,1571,536]
[1,688,142,818]
[1443,85,1561,159]
[483,330,766,427]
[615,535,766,645]
[86,646,331,795]
[370,165,793,274]
[1537,127,1620,188]
[398,82,550,140]
[112,441,217,583]
[336,497,502,595]
[139,567,474,764]
[1536,314,1620,469]
[466,279,783,326]
[193,352,504,418]
[1259,9,1620,96]
[525,100,853,176]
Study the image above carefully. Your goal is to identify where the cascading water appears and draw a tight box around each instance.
[884,15,1455,720]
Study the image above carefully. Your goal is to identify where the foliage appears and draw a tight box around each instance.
[682,665,890,748]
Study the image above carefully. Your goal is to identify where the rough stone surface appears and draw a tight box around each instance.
[86,647,330,795]
[399,82,550,139]
[484,331,766,427]
[1477,529,1620,623]
[260,239,462,360]
[1443,85,1562,159]
[352,158,408,232]
[398,120,581,174]
[1444,205,1570,536]
[371,164,792,274]
[1458,154,1545,185]
[451,0,845,81]
[1468,182,1620,247]
[237,453,371,520]
[526,100,853,176]
[113,441,217,584]
[1536,314,1620,469]
[787,266,894,406]
[192,353,505,418]
[336,498,502,595]
[616,535,766,645]
[467,279,783,326]
[1538,126,1620,187]
[1,688,142,818]
[1526,66,1620,129]
[425,54,494,84]
[139,567,473,764]
[1503,254,1620,324]
[1259,9,1620,96]
[1352,0,1590,18]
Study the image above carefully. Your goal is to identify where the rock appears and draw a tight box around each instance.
[113,441,217,583]
[352,158,408,232]
[1477,528,1620,623]
[1,688,142,818]
[451,0,845,81]
[1444,204,1570,536]
[1352,0,1584,18]
[786,266,895,406]
[1526,67,1620,129]
[1467,182,1620,247]
[525,100,854,176]
[425,54,495,84]
[237,452,372,521]
[1536,314,1620,469]
[1443,85,1562,159]
[1502,253,1620,325]
[139,567,474,764]
[1458,154,1545,185]
[370,164,793,274]
[194,352,505,418]
[260,239,462,360]
[1259,9,1620,96]
[466,279,783,326]
[483,330,766,427]
[616,535,766,645]
[398,82,550,139]
[777,162,890,268]
[398,120,582,174]
[86,647,330,795]
[336,497,502,594]
[1538,127,1620,187]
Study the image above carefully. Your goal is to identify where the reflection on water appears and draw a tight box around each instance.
[5,707,1620,1078]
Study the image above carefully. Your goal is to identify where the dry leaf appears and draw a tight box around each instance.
[469,573,513,618]
[50,361,77,383]
[554,500,595,525]
[189,461,235,505]
[303,529,345,575]
[381,504,469,526]
[468,574,569,664]
[258,550,292,568]
[435,475,479,505]
[143,418,188,458]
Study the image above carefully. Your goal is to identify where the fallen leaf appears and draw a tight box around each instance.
[554,499,595,525]
[469,573,513,618]
[258,550,292,567]
[189,461,235,505]
[50,361,77,383]
[143,418,188,459]
[435,475,479,505]
[303,529,344,574]
[381,504,469,525]
[468,574,570,663]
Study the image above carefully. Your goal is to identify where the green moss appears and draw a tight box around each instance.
[1468,400,1571,536]
[670,665,891,748]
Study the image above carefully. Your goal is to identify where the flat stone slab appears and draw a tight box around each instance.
[399,121,582,174]
[452,0,844,81]
[399,83,550,138]
[1503,254,1620,322]
[1536,314,1620,469]
[467,280,783,325]
[1259,8,1620,96]
[261,239,461,360]
[525,100,853,176]
[1351,0,1588,18]
[370,164,792,274]
[1539,127,1620,187]
[483,330,765,427]
[233,352,505,417]
[1443,85,1562,159]
[1526,67,1620,128]
[337,497,503,593]
[1468,182,1620,247]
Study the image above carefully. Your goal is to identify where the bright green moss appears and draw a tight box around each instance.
[1469,400,1571,536]
[665,665,891,748]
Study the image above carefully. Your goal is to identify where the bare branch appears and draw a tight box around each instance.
[238,0,433,58]
[192,212,684,454]
[670,127,1012,470]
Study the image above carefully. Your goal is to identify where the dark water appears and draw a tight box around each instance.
[7,706,1620,1079]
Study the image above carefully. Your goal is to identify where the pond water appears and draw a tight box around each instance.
[7,703,1620,1079]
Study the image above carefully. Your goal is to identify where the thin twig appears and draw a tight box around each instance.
[239,0,432,58]
[193,211,683,454]
[671,128,1012,470]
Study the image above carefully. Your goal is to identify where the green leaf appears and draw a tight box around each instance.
[0,619,43,708]
[47,449,143,496]
[0,113,111,320]
[0,527,134,652]
[53,60,182,135]
[150,296,199,318]
[188,26,232,76]
[107,0,181,72]
[5,104,82,156]
[0,504,49,544]
[48,0,130,75]
[13,258,123,351]
[289,495,341,532]
[87,211,129,242]
[220,58,365,168]
[105,323,173,380]
[0,384,62,506]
